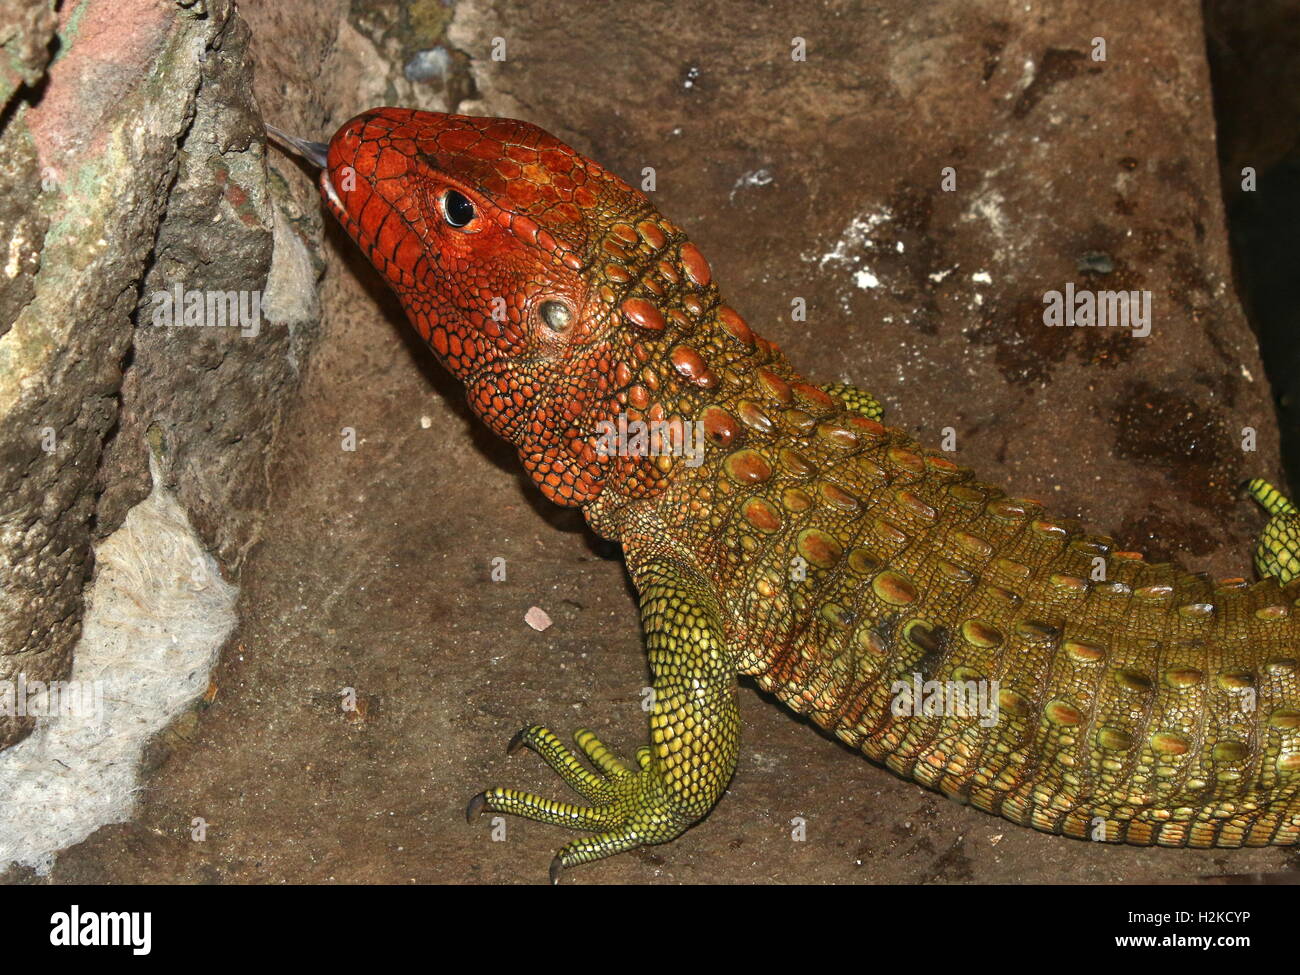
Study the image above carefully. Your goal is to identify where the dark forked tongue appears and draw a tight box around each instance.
[265,122,328,170]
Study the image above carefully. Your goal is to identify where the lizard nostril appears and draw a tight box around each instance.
[538,299,574,332]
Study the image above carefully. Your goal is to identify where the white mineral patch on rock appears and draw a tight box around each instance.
[0,458,236,874]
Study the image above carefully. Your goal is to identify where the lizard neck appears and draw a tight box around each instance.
[511,215,804,520]
[574,285,825,539]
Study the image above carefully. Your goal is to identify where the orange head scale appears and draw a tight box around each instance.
[274,107,735,508]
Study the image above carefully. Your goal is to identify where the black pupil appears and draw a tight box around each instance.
[443,190,475,227]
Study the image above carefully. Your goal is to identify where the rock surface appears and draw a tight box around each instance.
[0,0,314,750]
[7,0,1294,883]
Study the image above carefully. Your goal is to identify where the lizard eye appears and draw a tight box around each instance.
[441,189,476,228]
[538,299,574,332]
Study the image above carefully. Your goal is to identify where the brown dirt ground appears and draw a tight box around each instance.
[25,0,1300,883]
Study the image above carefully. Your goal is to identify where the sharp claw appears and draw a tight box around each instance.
[507,729,528,755]
[466,792,487,823]
[549,856,564,885]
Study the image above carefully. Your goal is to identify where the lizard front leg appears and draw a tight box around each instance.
[469,559,740,881]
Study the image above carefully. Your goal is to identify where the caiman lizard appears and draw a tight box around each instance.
[269,109,1300,882]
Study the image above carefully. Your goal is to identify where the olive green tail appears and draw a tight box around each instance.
[1248,478,1300,584]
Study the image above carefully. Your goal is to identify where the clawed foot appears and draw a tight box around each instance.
[467,726,688,883]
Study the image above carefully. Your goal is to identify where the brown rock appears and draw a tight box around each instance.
[26,0,1297,886]
[0,0,319,749]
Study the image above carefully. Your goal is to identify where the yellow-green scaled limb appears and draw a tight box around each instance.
[470,558,739,881]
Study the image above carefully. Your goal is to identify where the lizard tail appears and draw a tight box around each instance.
[1247,478,1300,584]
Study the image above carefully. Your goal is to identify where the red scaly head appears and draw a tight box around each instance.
[320,108,749,507]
